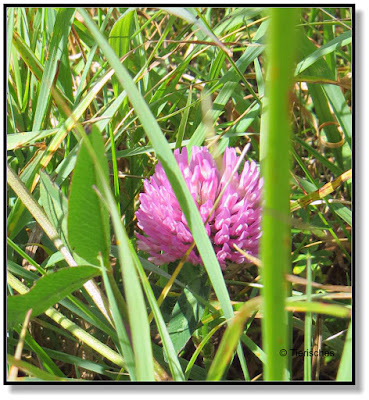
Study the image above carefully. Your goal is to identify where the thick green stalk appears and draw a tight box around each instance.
[260,8,299,381]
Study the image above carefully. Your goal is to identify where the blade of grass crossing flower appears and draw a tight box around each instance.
[74,126,155,381]
[98,183,155,381]
[260,8,299,381]
[78,8,249,380]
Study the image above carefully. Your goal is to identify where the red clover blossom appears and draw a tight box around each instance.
[136,146,262,269]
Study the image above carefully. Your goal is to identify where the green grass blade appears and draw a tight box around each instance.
[7,272,126,370]
[336,320,352,381]
[22,331,65,378]
[304,255,313,381]
[7,354,70,382]
[100,262,136,380]
[132,255,186,381]
[188,20,268,149]
[207,297,262,381]
[99,183,155,381]
[295,30,351,75]
[74,127,155,381]
[7,266,100,328]
[260,8,299,381]
[32,8,75,131]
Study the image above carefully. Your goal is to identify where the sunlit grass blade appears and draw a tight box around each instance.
[285,300,351,319]
[31,8,75,131]
[291,169,352,212]
[336,320,352,381]
[207,297,262,381]
[99,260,136,380]
[7,354,71,382]
[132,254,186,381]
[295,30,351,75]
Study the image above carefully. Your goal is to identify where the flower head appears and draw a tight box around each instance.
[136,146,263,269]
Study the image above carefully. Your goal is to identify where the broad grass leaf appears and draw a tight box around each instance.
[168,279,208,355]
[7,266,100,328]
[40,171,69,247]
[68,126,110,265]
[109,9,135,98]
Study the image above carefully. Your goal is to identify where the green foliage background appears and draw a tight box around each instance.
[6,7,352,382]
